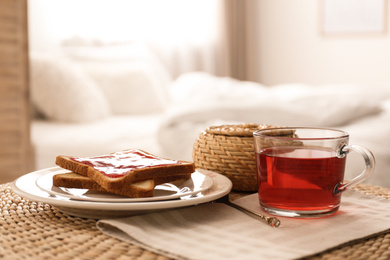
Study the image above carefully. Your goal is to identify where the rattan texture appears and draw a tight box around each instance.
[1,182,390,260]
[0,183,169,260]
[193,124,277,191]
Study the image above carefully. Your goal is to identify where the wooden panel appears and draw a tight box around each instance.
[0,0,33,184]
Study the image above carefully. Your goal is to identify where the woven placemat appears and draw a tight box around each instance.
[1,182,390,260]
[0,183,169,260]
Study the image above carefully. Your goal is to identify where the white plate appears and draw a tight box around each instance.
[12,167,232,219]
[35,169,214,202]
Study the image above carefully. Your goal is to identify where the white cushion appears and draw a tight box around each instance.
[30,52,110,122]
[63,42,172,114]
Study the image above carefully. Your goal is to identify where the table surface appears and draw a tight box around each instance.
[1,182,390,260]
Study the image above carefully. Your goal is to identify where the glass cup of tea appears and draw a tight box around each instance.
[253,127,375,218]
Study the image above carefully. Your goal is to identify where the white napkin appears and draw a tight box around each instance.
[97,190,390,260]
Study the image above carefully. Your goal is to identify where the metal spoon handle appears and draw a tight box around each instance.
[227,202,281,228]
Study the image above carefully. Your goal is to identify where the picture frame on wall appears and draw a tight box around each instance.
[321,0,388,35]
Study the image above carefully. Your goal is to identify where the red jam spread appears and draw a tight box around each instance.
[70,149,181,178]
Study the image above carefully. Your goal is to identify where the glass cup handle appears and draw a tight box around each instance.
[334,145,375,194]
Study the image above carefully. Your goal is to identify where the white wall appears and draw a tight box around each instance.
[252,0,390,86]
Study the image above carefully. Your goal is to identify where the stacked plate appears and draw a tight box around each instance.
[12,167,232,219]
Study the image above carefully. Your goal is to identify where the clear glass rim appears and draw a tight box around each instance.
[253,127,349,141]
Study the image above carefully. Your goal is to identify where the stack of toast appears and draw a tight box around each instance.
[54,149,195,198]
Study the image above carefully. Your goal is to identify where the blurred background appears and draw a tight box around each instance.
[1,0,390,184]
[29,0,390,85]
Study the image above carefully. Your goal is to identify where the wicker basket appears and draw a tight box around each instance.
[192,123,278,191]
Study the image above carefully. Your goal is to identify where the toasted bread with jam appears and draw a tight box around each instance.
[55,149,195,197]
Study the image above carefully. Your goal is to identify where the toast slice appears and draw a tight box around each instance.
[53,172,192,197]
[53,172,109,192]
[55,149,195,197]
[53,172,156,197]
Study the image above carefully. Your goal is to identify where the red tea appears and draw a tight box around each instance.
[257,147,346,214]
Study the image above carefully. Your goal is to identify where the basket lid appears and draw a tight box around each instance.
[204,124,278,137]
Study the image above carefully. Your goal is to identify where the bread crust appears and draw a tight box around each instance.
[53,173,107,191]
[55,149,195,197]
[53,172,191,193]
[53,172,155,197]
[55,156,86,175]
